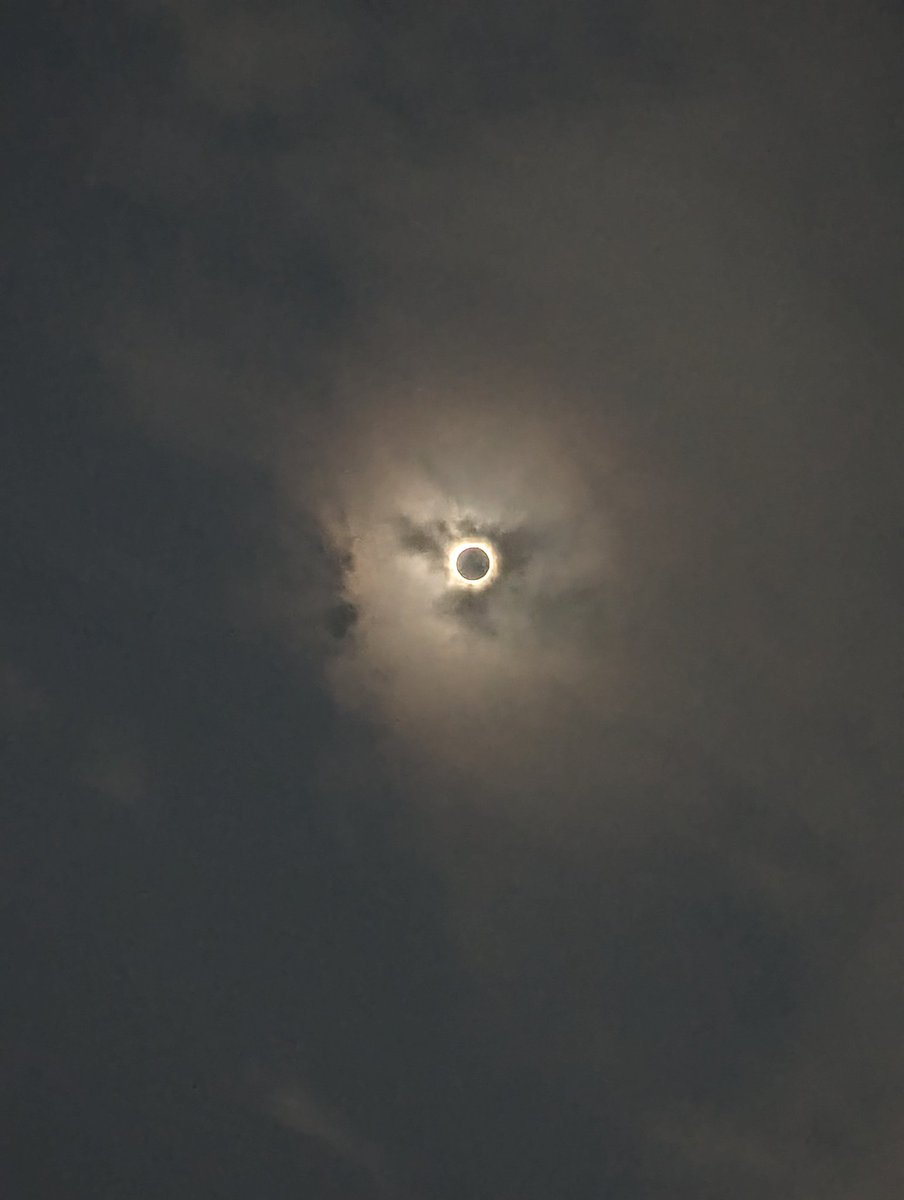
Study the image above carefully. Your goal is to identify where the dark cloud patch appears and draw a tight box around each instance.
[326,599,358,641]
[2,135,450,1197]
[394,515,451,561]
[436,586,496,635]
[518,836,807,1101]
[492,524,536,576]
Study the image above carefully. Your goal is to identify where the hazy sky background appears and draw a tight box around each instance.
[5,2,903,1196]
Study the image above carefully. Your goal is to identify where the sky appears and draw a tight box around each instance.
[4,1,903,1196]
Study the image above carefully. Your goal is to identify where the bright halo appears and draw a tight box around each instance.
[448,540,498,588]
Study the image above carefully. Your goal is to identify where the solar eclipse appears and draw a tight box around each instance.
[457,546,490,580]
[449,540,498,588]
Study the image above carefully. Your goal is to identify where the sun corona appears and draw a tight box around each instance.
[448,540,498,588]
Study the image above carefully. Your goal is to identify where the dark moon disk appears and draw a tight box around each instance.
[456,546,491,581]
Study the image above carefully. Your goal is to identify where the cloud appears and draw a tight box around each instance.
[77,1,904,1194]
[262,1076,394,1195]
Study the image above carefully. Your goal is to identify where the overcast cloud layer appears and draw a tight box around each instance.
[5,2,903,1197]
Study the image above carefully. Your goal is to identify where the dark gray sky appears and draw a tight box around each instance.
[4,2,903,1197]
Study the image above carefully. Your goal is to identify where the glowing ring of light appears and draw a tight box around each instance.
[448,540,498,588]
